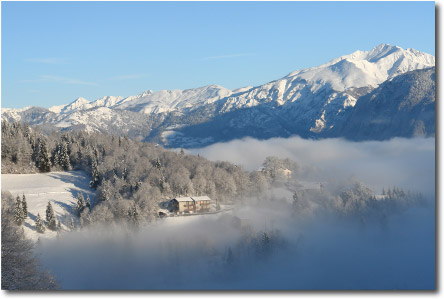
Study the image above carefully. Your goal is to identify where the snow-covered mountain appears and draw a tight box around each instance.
[1,44,435,147]
[115,85,232,114]
[326,67,435,140]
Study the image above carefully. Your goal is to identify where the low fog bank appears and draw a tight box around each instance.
[35,136,435,290]
[187,136,435,197]
[36,194,435,290]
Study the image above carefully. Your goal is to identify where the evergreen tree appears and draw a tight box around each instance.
[76,193,86,215]
[60,142,71,171]
[155,158,162,170]
[127,204,140,229]
[86,195,91,209]
[256,232,272,259]
[23,123,31,140]
[22,194,28,219]
[89,159,100,189]
[35,213,45,233]
[52,143,61,168]
[225,247,234,265]
[262,232,271,245]
[37,138,51,172]
[14,196,24,226]
[57,220,62,231]
[45,201,57,230]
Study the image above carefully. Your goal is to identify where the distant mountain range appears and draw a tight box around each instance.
[2,44,435,148]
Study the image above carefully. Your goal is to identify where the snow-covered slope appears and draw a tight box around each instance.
[47,85,232,115]
[1,106,34,122]
[116,85,232,114]
[327,67,435,140]
[216,44,435,132]
[1,44,435,147]
[287,44,434,90]
[49,96,126,114]
[1,171,94,241]
[49,97,92,114]
[90,95,125,108]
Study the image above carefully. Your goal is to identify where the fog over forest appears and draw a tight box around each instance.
[37,192,434,290]
[188,136,435,197]
[33,137,435,290]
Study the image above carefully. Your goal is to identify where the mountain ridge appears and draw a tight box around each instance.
[2,44,435,147]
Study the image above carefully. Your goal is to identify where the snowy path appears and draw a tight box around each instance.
[1,171,94,241]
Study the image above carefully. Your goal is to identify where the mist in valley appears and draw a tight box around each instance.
[35,137,435,290]
[188,136,435,197]
[36,194,434,290]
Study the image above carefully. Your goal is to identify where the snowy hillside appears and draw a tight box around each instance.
[1,44,435,147]
[1,171,94,241]
[326,67,436,140]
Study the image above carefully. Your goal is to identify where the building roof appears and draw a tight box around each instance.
[191,196,211,202]
[172,196,212,202]
[173,197,194,202]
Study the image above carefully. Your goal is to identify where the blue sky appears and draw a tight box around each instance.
[1,1,435,109]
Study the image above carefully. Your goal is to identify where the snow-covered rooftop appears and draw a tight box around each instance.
[173,197,194,202]
[191,196,211,202]
[172,196,211,202]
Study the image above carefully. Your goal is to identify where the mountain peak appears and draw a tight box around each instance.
[286,44,434,91]
[140,90,154,97]
[373,43,399,51]
[365,43,403,62]
[71,97,90,105]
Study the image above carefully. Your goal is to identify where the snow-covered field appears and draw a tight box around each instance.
[1,171,94,241]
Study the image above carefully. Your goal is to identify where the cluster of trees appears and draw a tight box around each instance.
[2,121,300,228]
[1,191,58,290]
[17,200,62,234]
[291,181,426,224]
[334,183,425,218]
[3,120,425,230]
[222,222,286,272]
[1,121,430,290]
[75,193,91,216]
[1,121,54,173]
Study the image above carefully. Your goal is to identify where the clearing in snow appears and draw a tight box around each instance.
[1,171,94,241]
